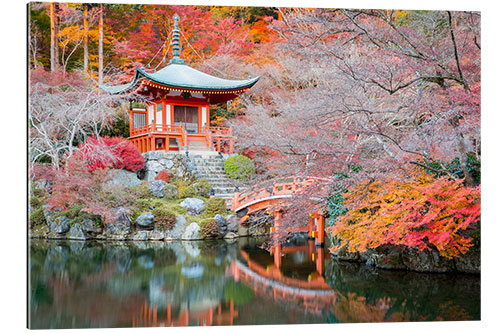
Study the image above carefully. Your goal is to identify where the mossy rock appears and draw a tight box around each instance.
[199,218,221,239]
[152,207,177,230]
[224,154,255,180]
[185,179,212,198]
[163,184,179,200]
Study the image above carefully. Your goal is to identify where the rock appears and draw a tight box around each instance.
[226,215,239,233]
[223,232,238,239]
[182,222,201,240]
[143,151,166,160]
[55,216,70,234]
[81,218,101,234]
[181,262,204,279]
[68,223,88,240]
[132,230,151,241]
[214,214,227,233]
[400,247,454,273]
[107,208,132,236]
[455,250,480,274]
[150,229,166,241]
[180,198,205,215]
[163,184,179,200]
[136,212,155,229]
[42,205,58,225]
[148,180,167,198]
[170,215,187,239]
[159,159,174,169]
[237,224,249,237]
[105,169,141,188]
[145,160,164,173]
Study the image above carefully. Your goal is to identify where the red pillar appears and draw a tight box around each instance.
[316,214,325,246]
[308,218,314,239]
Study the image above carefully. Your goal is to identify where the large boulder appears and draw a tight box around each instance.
[400,247,454,273]
[43,205,58,225]
[148,180,167,198]
[455,250,480,274]
[105,169,141,188]
[170,215,187,239]
[106,208,132,238]
[136,212,155,229]
[214,214,227,234]
[180,198,205,216]
[67,223,88,240]
[54,216,70,234]
[81,218,102,235]
[223,232,238,239]
[226,215,239,233]
[163,184,179,200]
[182,222,201,240]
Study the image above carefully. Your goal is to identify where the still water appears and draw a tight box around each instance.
[29,237,480,328]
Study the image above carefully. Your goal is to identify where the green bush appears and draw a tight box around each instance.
[172,180,190,198]
[185,179,212,198]
[152,207,177,229]
[29,207,46,227]
[57,204,102,227]
[205,197,227,217]
[199,219,221,238]
[224,155,255,180]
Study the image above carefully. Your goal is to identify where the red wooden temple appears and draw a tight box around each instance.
[101,14,259,154]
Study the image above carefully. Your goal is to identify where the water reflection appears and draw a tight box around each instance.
[29,237,479,329]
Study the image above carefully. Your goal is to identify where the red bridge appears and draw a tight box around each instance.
[228,177,330,245]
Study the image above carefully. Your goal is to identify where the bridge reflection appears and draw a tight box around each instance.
[131,239,333,327]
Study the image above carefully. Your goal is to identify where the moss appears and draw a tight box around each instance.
[172,180,190,199]
[185,179,212,198]
[199,219,221,238]
[128,183,153,200]
[204,197,227,217]
[224,154,255,180]
[152,207,176,230]
[29,207,47,227]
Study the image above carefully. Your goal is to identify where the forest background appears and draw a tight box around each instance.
[2,0,499,332]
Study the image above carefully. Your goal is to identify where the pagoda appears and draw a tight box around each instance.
[101,14,259,154]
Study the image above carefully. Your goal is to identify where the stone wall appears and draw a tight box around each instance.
[142,151,191,181]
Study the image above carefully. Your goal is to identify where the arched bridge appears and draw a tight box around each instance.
[227,177,330,245]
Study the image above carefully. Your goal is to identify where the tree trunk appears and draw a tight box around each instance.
[98,3,104,85]
[49,2,56,72]
[83,4,89,73]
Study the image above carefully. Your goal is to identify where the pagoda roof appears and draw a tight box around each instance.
[100,63,260,95]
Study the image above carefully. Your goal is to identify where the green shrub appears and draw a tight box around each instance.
[185,179,212,198]
[199,219,221,238]
[172,180,190,198]
[29,207,46,227]
[205,197,227,217]
[152,207,177,229]
[57,204,102,226]
[224,155,255,180]
[127,183,153,200]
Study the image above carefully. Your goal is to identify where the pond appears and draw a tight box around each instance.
[28,237,480,329]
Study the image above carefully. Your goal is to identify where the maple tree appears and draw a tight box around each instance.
[74,136,145,172]
[329,170,480,259]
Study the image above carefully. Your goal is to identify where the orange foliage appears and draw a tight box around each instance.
[329,170,480,259]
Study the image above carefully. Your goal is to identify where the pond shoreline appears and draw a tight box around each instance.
[28,232,480,275]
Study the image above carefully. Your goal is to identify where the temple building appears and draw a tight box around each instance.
[101,14,260,154]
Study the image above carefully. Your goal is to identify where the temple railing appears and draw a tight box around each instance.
[205,126,235,154]
[130,123,184,137]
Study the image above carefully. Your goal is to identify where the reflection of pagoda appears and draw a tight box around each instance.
[101,14,259,154]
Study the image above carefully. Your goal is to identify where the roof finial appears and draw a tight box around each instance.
[169,13,186,65]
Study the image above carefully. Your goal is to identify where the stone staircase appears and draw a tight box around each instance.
[187,152,239,200]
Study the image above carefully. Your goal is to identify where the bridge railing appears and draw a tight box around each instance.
[231,177,327,211]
